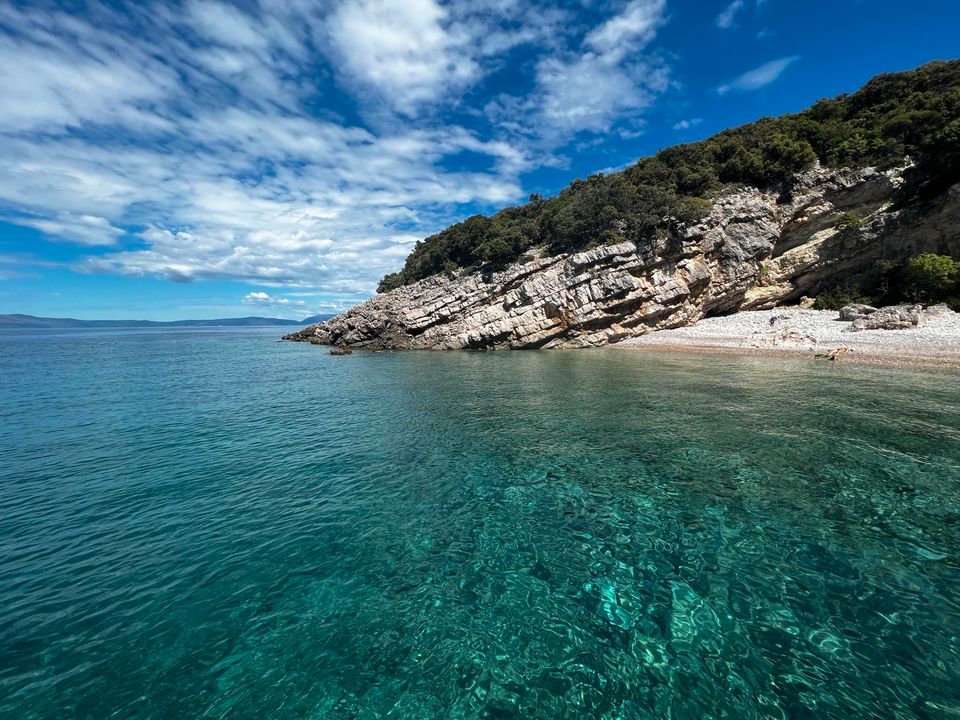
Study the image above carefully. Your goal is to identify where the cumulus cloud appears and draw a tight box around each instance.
[0,2,541,294]
[243,291,306,308]
[672,118,703,130]
[326,0,479,115]
[717,56,798,95]
[584,0,666,53]
[488,0,670,139]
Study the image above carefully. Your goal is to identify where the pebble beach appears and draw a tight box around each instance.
[621,308,960,368]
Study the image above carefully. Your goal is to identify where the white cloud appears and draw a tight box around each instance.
[0,21,176,133]
[243,291,306,308]
[6,213,124,246]
[0,1,677,301]
[715,0,745,29]
[673,118,703,130]
[0,2,539,295]
[536,55,666,135]
[186,0,270,50]
[717,56,798,94]
[585,0,666,55]
[514,0,670,138]
[326,0,479,115]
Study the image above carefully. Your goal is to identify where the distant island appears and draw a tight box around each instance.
[0,313,332,329]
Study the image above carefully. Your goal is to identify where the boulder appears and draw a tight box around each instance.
[839,303,878,321]
[848,305,925,331]
[924,303,957,319]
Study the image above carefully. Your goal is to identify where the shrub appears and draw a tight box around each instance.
[476,236,514,267]
[673,197,713,226]
[377,272,406,293]
[904,253,960,302]
[834,212,864,232]
[813,284,874,310]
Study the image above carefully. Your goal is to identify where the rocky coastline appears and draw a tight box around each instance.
[285,163,959,352]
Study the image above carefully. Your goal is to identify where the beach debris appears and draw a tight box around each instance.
[799,296,816,309]
[761,313,819,345]
[815,347,854,361]
[774,331,818,345]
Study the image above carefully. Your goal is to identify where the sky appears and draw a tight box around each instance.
[0,0,957,320]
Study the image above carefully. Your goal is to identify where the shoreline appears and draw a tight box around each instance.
[614,341,960,369]
[616,309,960,369]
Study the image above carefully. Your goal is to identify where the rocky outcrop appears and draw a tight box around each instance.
[848,304,925,331]
[285,162,960,350]
[839,304,878,321]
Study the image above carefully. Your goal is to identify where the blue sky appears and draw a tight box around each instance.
[0,0,957,320]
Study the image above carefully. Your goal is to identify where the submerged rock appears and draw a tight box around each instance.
[285,163,960,350]
[329,345,353,355]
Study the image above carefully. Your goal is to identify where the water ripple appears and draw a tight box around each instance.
[1,330,959,718]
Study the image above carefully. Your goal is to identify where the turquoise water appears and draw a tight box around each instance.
[2,328,960,719]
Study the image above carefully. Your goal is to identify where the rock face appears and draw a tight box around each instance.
[285,163,960,350]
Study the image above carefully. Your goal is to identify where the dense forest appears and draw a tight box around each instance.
[378,60,960,294]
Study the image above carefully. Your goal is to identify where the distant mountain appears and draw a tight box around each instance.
[0,313,334,329]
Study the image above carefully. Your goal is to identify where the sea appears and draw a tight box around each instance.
[1,327,959,719]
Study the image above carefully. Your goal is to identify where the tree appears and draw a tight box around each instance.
[377,272,406,293]
[904,253,960,302]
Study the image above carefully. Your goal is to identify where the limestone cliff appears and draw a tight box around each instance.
[285,163,960,349]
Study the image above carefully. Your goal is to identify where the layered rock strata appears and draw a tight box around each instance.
[285,163,960,349]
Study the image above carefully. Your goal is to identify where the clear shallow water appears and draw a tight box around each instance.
[2,328,960,720]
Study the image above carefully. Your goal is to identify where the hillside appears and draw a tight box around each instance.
[381,60,959,291]
[288,60,960,350]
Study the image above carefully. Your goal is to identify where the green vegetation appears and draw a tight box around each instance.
[834,212,865,232]
[812,284,877,311]
[814,253,960,311]
[379,60,960,293]
[905,253,960,302]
